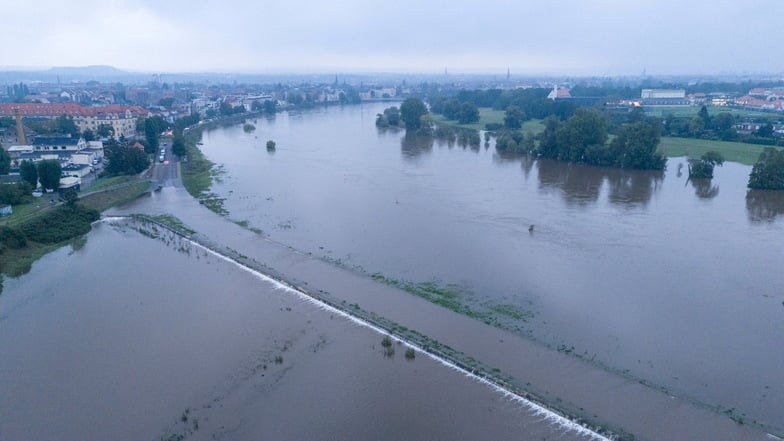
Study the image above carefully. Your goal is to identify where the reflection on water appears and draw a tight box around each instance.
[536,158,664,207]
[605,169,663,206]
[691,178,720,199]
[746,189,784,222]
[400,132,433,160]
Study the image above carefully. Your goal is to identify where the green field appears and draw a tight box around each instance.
[85,175,136,192]
[79,181,150,212]
[644,106,777,119]
[657,136,780,165]
[432,108,544,134]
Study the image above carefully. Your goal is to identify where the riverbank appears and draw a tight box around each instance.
[0,179,149,278]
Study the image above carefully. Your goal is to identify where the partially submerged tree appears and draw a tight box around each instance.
[689,151,724,179]
[748,147,784,190]
[400,98,428,131]
[375,106,401,128]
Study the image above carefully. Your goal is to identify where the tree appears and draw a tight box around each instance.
[263,100,277,114]
[376,106,401,128]
[400,98,428,131]
[537,116,562,159]
[627,106,646,123]
[698,105,710,127]
[756,123,774,138]
[442,100,461,120]
[266,140,276,151]
[61,188,78,206]
[689,151,724,179]
[558,108,608,162]
[37,160,62,191]
[0,147,9,174]
[689,116,706,137]
[54,115,79,137]
[608,120,665,170]
[97,124,115,138]
[384,106,401,126]
[219,101,234,116]
[504,106,525,129]
[82,129,95,142]
[172,135,187,157]
[125,147,150,173]
[158,97,175,108]
[173,113,200,135]
[712,112,734,131]
[20,160,38,187]
[457,102,479,124]
[748,148,784,190]
[144,118,160,151]
[711,112,737,141]
[0,182,32,205]
[104,139,150,175]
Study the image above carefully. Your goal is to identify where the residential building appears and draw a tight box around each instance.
[0,103,149,138]
[640,89,687,105]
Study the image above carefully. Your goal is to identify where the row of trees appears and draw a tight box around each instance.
[20,160,61,191]
[250,100,278,114]
[435,88,577,121]
[663,106,782,146]
[538,109,666,169]
[494,108,666,170]
[103,139,150,175]
[429,98,480,124]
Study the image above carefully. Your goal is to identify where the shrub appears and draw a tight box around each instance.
[19,205,100,244]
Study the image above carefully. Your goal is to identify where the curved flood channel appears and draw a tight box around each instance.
[195,103,784,432]
[0,220,601,441]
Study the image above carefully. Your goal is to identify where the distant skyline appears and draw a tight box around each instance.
[2,0,783,76]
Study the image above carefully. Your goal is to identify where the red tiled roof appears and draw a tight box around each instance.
[0,103,148,118]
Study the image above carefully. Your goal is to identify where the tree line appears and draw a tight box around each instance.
[663,105,783,146]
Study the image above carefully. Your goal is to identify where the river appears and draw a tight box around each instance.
[195,103,784,431]
[3,102,783,440]
[0,219,600,441]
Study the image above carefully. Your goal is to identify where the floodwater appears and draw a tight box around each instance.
[195,103,784,432]
[0,220,602,441]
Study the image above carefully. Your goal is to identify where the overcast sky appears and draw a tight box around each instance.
[2,0,781,75]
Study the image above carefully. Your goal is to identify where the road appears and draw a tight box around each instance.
[150,141,182,188]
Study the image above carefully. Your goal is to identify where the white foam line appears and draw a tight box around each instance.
[111,217,611,441]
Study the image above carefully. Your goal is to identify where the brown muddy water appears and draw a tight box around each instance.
[0,220,601,441]
[192,103,784,433]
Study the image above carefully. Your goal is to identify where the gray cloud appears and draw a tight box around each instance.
[2,0,782,74]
